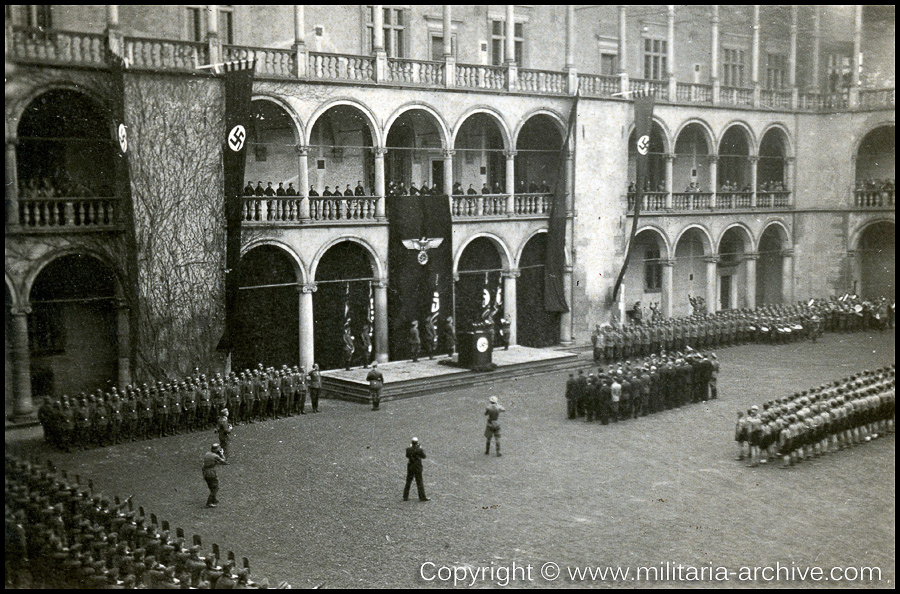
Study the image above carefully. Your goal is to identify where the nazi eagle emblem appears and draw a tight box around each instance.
[402,237,444,265]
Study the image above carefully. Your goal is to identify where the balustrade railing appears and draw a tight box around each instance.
[455,63,506,90]
[514,193,552,215]
[223,45,294,78]
[309,196,378,221]
[858,88,895,110]
[854,189,895,208]
[124,37,208,71]
[760,89,792,109]
[626,192,667,212]
[629,78,668,101]
[387,58,444,86]
[671,192,711,211]
[9,26,107,67]
[18,197,118,229]
[308,52,375,82]
[716,191,753,209]
[675,82,712,104]
[517,68,567,94]
[577,73,620,98]
[720,86,755,106]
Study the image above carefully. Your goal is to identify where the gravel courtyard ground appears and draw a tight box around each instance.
[7,330,895,588]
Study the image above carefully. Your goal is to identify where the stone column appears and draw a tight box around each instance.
[374,280,389,363]
[106,5,123,55]
[618,6,629,94]
[505,4,517,90]
[207,5,220,65]
[704,256,719,313]
[116,299,132,389]
[785,156,795,206]
[781,249,794,304]
[6,136,19,229]
[565,150,575,215]
[299,284,316,370]
[847,250,861,295]
[667,6,677,100]
[10,305,34,422]
[850,5,862,106]
[297,145,310,220]
[505,151,516,215]
[744,253,758,310]
[710,6,720,104]
[664,154,675,209]
[294,5,308,77]
[560,265,574,344]
[811,6,820,93]
[662,259,675,318]
[443,5,455,87]
[502,269,520,346]
[751,5,760,107]
[789,5,798,108]
[374,148,387,219]
[749,155,758,207]
[709,155,718,208]
[442,149,454,197]
[566,5,578,93]
[373,5,387,82]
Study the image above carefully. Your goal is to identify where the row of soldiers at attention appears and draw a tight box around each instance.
[735,366,895,468]
[565,350,719,423]
[37,363,324,452]
[5,454,285,589]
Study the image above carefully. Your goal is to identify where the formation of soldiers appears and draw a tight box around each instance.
[565,350,719,424]
[5,454,285,589]
[735,366,895,468]
[38,363,324,452]
[591,295,895,364]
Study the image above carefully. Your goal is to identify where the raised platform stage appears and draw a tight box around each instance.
[321,345,582,403]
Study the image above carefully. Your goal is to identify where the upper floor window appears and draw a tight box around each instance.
[766,53,786,90]
[644,248,662,292]
[601,52,619,76]
[722,48,745,87]
[366,6,407,57]
[186,5,234,44]
[827,53,852,92]
[8,5,52,28]
[430,35,456,61]
[642,38,667,80]
[490,20,524,66]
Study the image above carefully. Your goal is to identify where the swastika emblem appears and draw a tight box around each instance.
[117,124,128,153]
[637,135,650,156]
[228,125,246,152]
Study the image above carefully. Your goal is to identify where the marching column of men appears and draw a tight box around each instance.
[735,366,895,468]
[566,350,719,424]
[38,363,325,452]
[4,454,285,589]
[591,295,893,365]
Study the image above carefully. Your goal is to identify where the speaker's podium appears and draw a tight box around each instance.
[458,326,494,371]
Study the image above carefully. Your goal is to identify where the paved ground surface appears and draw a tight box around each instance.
[7,330,895,588]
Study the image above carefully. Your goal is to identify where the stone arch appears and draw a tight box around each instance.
[759,219,792,247]
[716,222,756,254]
[853,220,895,299]
[310,235,385,282]
[451,106,512,151]
[5,273,19,311]
[305,98,383,148]
[384,102,451,150]
[633,225,672,259]
[9,82,113,133]
[453,232,513,275]
[24,247,124,303]
[672,225,714,316]
[673,224,714,255]
[853,123,895,188]
[851,118,895,160]
[514,228,573,269]
[516,231,561,347]
[757,221,792,306]
[513,108,568,150]
[717,121,757,156]
[241,238,308,285]
[673,118,716,152]
[850,217,896,251]
[758,122,794,157]
[626,116,673,154]
[252,94,305,145]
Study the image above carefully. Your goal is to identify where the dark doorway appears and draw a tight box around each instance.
[517,234,561,347]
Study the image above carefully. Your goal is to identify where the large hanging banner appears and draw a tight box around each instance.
[217,59,256,353]
[387,195,453,361]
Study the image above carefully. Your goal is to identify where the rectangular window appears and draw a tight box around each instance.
[642,38,667,80]
[187,7,203,42]
[366,6,407,57]
[431,35,456,61]
[644,248,662,292]
[19,5,52,28]
[827,53,852,91]
[490,19,524,66]
[601,52,618,76]
[186,5,234,44]
[766,53,786,90]
[723,48,745,87]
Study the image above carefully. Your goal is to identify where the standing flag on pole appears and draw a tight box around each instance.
[367,282,375,358]
[492,275,503,324]
[481,272,494,327]
[217,58,256,353]
[423,274,440,355]
[612,90,655,303]
[342,282,355,363]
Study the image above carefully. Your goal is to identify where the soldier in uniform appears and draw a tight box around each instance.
[484,396,506,456]
[366,362,384,411]
[196,379,211,431]
[342,323,356,371]
[293,366,307,415]
[409,320,421,362]
[202,443,228,508]
[91,395,109,447]
[108,391,123,445]
[565,373,577,419]
[309,364,322,413]
[403,437,429,501]
[442,316,457,358]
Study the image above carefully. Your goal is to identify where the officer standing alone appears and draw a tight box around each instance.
[484,396,506,456]
[403,437,429,502]
[202,443,228,508]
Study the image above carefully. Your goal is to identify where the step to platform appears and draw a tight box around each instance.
[321,345,582,404]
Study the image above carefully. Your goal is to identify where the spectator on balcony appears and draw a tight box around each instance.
[420,181,431,196]
[517,180,527,194]
[409,182,420,196]
[467,184,478,195]
[398,182,408,196]
[529,180,540,193]
[657,180,666,192]
[481,182,491,195]
[244,181,255,196]
[493,181,504,194]
[285,183,297,196]
[344,184,354,197]
[276,183,286,196]
[628,181,636,194]
[355,180,366,196]
[542,180,552,194]
[254,182,265,196]
[322,185,333,197]
[309,185,319,197]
